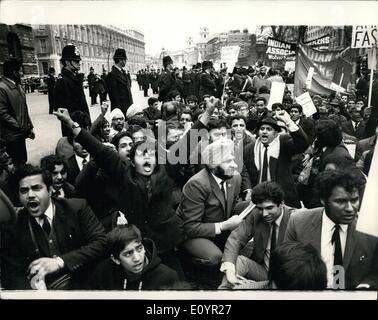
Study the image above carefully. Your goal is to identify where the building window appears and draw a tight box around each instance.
[55,38,61,54]
[42,62,48,75]
[40,39,47,53]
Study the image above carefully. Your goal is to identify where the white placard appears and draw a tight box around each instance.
[266,81,286,110]
[368,47,377,70]
[221,46,240,73]
[306,67,314,89]
[351,26,378,48]
[357,142,378,237]
[295,92,317,117]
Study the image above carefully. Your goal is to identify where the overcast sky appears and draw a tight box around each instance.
[1,0,377,56]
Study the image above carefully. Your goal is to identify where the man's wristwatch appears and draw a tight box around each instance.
[71,122,80,129]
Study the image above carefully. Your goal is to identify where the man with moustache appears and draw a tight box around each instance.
[1,164,106,289]
[243,110,309,208]
[251,66,271,94]
[106,48,133,116]
[285,169,378,289]
[0,58,35,165]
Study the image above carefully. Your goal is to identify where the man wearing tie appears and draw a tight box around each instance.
[1,164,106,289]
[341,105,366,140]
[244,110,309,208]
[177,138,246,268]
[284,169,378,289]
[219,181,296,289]
[106,48,133,116]
[40,154,76,199]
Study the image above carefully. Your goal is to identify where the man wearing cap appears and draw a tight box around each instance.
[87,67,97,106]
[106,48,133,116]
[199,61,217,101]
[0,58,34,165]
[54,44,90,137]
[244,110,309,208]
[108,108,126,141]
[46,67,56,114]
[158,56,176,102]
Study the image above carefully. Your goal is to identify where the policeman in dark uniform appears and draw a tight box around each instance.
[106,48,133,116]
[53,44,90,137]
[46,67,56,114]
[158,56,176,102]
[87,66,97,106]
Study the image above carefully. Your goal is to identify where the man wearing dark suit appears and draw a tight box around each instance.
[341,105,366,140]
[65,134,90,186]
[106,48,133,116]
[355,128,377,161]
[1,164,106,290]
[46,67,56,114]
[177,138,245,268]
[53,45,90,137]
[288,103,316,143]
[219,181,296,289]
[199,61,217,101]
[244,111,309,208]
[284,169,378,289]
[158,56,176,102]
[40,154,76,199]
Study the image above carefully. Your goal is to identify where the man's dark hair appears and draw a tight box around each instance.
[148,97,158,107]
[3,58,22,78]
[315,120,343,147]
[315,169,365,201]
[251,181,284,206]
[259,86,270,94]
[271,103,284,111]
[168,90,181,101]
[126,124,144,136]
[40,154,67,173]
[187,95,198,103]
[228,115,247,127]
[129,139,157,164]
[289,103,303,114]
[11,164,53,191]
[107,224,143,258]
[269,242,328,290]
[255,97,267,104]
[111,131,133,150]
[127,117,147,129]
[179,110,193,119]
[208,118,229,131]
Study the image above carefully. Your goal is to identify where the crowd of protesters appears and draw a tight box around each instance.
[0,42,377,291]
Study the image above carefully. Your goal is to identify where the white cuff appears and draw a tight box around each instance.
[220,262,236,273]
[286,120,299,132]
[356,284,370,289]
[55,257,65,269]
[215,222,222,235]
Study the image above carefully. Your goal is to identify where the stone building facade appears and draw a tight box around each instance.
[32,24,145,76]
[0,24,38,76]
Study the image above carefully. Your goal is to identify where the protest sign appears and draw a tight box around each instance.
[357,142,378,237]
[368,47,377,70]
[306,67,314,89]
[294,43,351,97]
[266,38,296,61]
[351,26,377,49]
[295,92,317,117]
[267,81,286,110]
[304,35,330,51]
[221,46,240,73]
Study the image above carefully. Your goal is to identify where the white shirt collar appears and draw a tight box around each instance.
[114,65,123,72]
[274,206,284,227]
[35,200,54,224]
[322,210,348,233]
[211,172,223,186]
[75,154,90,171]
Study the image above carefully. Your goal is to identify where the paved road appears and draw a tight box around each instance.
[25,80,154,165]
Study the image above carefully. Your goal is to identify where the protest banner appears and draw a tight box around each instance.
[295,92,317,117]
[357,141,378,237]
[221,46,240,73]
[368,47,377,70]
[267,81,286,110]
[351,26,377,49]
[304,35,330,51]
[294,43,351,97]
[266,38,296,61]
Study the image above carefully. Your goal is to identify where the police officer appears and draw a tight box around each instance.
[53,44,90,137]
[158,56,176,102]
[46,67,56,114]
[106,48,133,116]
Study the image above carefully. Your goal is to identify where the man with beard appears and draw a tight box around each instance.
[251,66,271,94]
[285,169,378,289]
[0,58,35,165]
[244,111,309,208]
[1,164,106,290]
[107,48,133,116]
[40,154,76,199]
[53,45,90,137]
[219,181,296,289]
[177,138,245,269]
[108,108,126,141]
